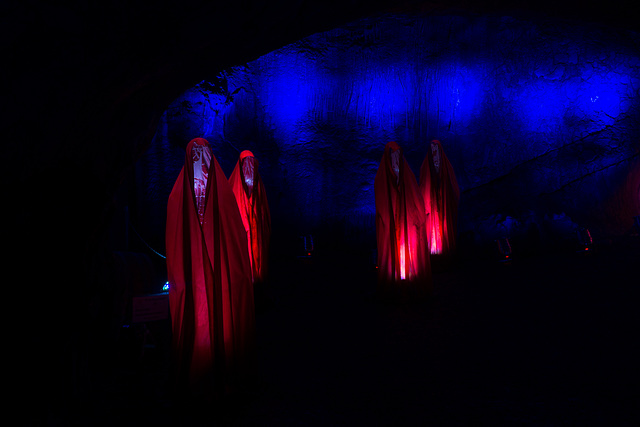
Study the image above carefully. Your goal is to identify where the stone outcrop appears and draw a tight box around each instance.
[139,13,640,256]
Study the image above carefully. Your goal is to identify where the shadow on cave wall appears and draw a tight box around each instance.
[130,12,640,265]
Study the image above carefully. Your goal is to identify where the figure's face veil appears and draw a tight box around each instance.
[242,155,255,194]
[431,142,441,174]
[390,149,401,185]
[192,142,212,224]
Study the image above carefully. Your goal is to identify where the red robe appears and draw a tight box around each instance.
[228,150,271,285]
[375,141,431,297]
[166,138,255,396]
[419,139,460,255]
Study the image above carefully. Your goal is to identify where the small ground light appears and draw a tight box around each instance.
[297,236,314,266]
[163,282,170,291]
[298,235,314,257]
[495,238,512,262]
[576,227,593,253]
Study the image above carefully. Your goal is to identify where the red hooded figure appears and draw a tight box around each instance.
[166,138,255,397]
[375,141,432,297]
[228,150,271,285]
[419,139,460,256]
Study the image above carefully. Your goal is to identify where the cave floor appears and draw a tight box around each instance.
[97,240,638,426]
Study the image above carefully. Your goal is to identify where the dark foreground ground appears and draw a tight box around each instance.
[68,238,639,425]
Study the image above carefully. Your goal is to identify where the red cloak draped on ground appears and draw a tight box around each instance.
[419,139,460,255]
[166,138,255,397]
[228,150,271,285]
[375,141,432,297]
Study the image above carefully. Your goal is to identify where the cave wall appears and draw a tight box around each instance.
[138,13,640,257]
[6,2,638,422]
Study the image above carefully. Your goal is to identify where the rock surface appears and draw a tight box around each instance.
[3,2,639,424]
[138,13,640,256]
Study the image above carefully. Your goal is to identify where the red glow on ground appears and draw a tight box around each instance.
[307,252,311,256]
[430,221,443,254]
[399,243,406,280]
[585,247,589,251]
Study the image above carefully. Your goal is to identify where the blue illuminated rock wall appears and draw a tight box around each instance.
[138,13,640,257]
